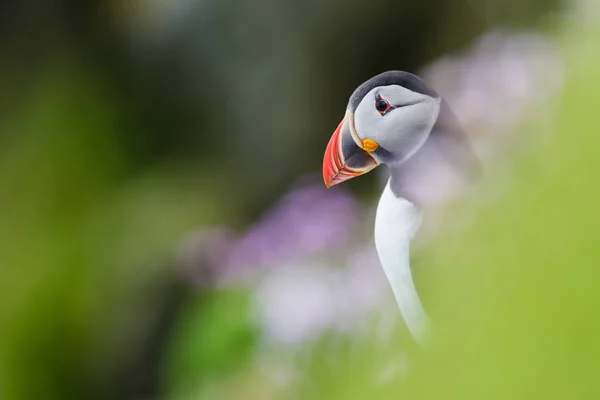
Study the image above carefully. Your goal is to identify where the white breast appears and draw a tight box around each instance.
[374,181,430,341]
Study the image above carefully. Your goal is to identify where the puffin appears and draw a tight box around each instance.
[323,71,478,342]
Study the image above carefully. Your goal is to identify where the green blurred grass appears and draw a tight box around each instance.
[0,64,236,399]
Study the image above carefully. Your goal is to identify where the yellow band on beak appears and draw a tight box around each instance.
[362,139,379,152]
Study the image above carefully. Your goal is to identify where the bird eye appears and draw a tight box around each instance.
[375,96,392,115]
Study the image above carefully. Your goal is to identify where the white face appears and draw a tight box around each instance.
[352,85,441,165]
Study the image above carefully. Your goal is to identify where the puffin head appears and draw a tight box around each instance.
[323,71,442,187]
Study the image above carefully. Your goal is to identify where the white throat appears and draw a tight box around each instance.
[374,179,430,341]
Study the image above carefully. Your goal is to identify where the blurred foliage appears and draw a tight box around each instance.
[163,291,259,399]
[0,64,228,399]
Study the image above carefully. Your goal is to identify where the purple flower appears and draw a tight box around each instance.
[422,30,564,160]
[177,179,363,287]
[226,182,360,272]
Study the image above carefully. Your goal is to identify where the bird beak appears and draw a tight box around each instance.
[323,112,378,188]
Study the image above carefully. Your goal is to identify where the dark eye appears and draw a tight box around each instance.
[375,96,392,115]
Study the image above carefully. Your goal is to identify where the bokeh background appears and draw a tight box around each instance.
[1,0,599,399]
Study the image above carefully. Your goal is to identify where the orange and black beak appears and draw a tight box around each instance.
[323,112,378,188]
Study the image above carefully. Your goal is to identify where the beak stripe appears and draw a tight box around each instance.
[323,117,378,188]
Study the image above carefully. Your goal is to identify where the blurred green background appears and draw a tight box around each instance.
[1,0,599,399]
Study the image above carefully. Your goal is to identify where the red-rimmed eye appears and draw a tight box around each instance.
[375,96,392,115]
